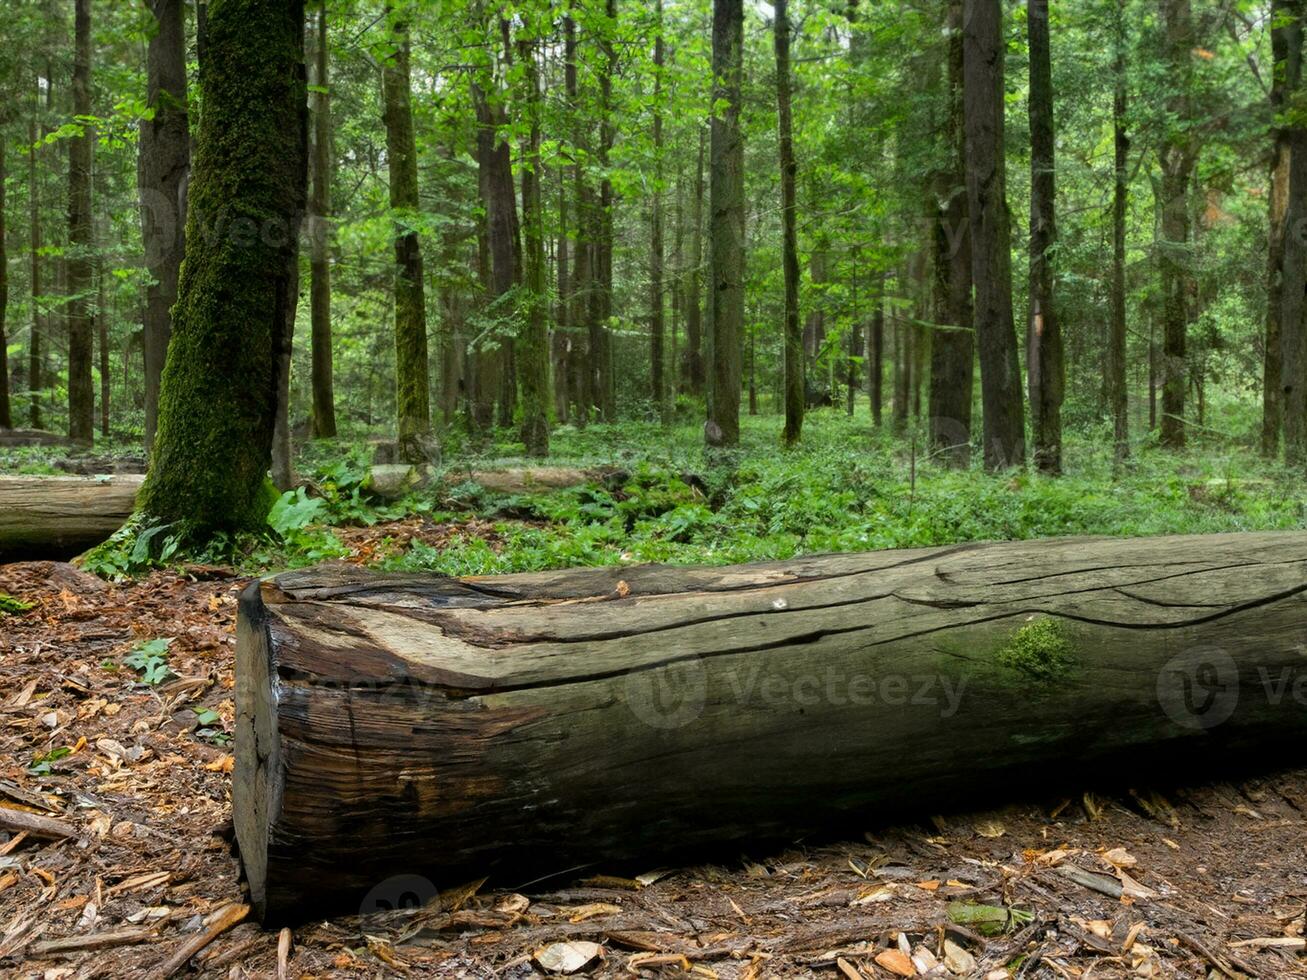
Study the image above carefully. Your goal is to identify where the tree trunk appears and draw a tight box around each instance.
[140,0,307,534]
[1158,0,1195,451]
[139,0,189,455]
[270,249,299,491]
[928,0,973,468]
[869,282,883,427]
[776,0,803,445]
[1109,0,1130,465]
[383,14,431,464]
[962,0,1025,470]
[0,474,144,560]
[66,0,95,445]
[684,126,706,396]
[0,128,10,430]
[236,531,1307,923]
[97,258,109,437]
[518,27,549,458]
[706,0,744,448]
[1026,0,1062,475]
[593,0,618,423]
[650,0,667,423]
[309,0,336,439]
[28,112,42,431]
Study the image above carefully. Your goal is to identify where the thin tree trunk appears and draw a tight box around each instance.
[140,0,308,533]
[139,0,189,454]
[593,0,618,422]
[707,0,744,448]
[1026,0,1062,474]
[564,10,591,426]
[962,0,1025,470]
[1109,0,1130,464]
[309,0,336,439]
[270,252,298,491]
[97,257,108,437]
[776,0,802,444]
[518,26,549,457]
[66,0,95,445]
[1158,0,1194,450]
[650,0,667,423]
[869,279,883,427]
[684,126,706,396]
[0,129,10,430]
[28,111,41,430]
[928,0,973,467]
[383,13,431,464]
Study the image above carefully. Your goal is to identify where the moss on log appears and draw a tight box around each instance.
[235,532,1307,922]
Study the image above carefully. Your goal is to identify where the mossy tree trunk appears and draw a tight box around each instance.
[66,0,95,446]
[517,24,549,458]
[382,11,431,464]
[236,532,1307,922]
[138,0,190,454]
[1263,0,1290,459]
[707,0,744,448]
[140,0,308,534]
[308,0,336,439]
[1109,0,1130,465]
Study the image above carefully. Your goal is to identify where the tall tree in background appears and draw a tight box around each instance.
[564,8,591,423]
[1108,0,1130,464]
[592,0,618,421]
[141,0,308,531]
[139,0,189,453]
[1158,0,1195,449]
[309,0,336,438]
[683,126,706,395]
[1026,0,1063,474]
[382,9,432,463]
[650,0,667,422]
[1264,0,1290,457]
[27,108,42,430]
[963,0,1025,469]
[707,0,744,448]
[0,119,10,430]
[66,0,95,444]
[928,0,973,467]
[1280,1,1307,464]
[518,19,549,456]
[775,0,802,445]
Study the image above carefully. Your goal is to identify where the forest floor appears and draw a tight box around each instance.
[2,410,1307,978]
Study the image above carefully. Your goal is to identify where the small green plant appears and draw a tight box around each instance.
[28,746,73,776]
[0,593,33,615]
[194,707,231,745]
[123,637,176,686]
[995,618,1076,681]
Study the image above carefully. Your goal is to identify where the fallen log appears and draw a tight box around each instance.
[0,428,68,447]
[234,532,1307,922]
[365,463,627,500]
[0,475,144,561]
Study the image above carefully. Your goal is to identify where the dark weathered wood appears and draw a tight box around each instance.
[0,475,143,560]
[236,533,1307,922]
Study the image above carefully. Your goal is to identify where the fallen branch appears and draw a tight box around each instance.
[28,928,155,957]
[152,903,250,980]
[0,805,76,841]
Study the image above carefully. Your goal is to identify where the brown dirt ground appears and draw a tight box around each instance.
[0,553,1305,980]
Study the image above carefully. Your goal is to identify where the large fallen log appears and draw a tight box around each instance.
[235,532,1307,922]
[0,475,144,561]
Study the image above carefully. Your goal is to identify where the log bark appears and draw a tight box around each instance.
[0,475,143,560]
[236,532,1307,922]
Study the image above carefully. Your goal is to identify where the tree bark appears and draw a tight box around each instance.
[1264,10,1290,458]
[0,474,143,560]
[1109,0,1130,464]
[139,0,190,455]
[382,13,431,464]
[868,281,883,426]
[651,0,667,423]
[308,0,336,439]
[97,257,108,437]
[1158,0,1195,450]
[776,0,802,445]
[564,10,591,425]
[1026,0,1062,475]
[237,531,1307,923]
[962,0,1025,470]
[518,26,549,458]
[683,126,706,396]
[66,0,95,445]
[928,0,973,468]
[593,0,618,423]
[140,0,307,534]
[707,0,744,448]
[28,111,42,431]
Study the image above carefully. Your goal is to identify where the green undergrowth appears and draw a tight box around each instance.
[24,409,1307,580]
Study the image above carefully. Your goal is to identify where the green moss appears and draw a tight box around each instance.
[994,617,1076,681]
[0,594,33,615]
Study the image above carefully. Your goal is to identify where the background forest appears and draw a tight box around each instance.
[0,0,1302,568]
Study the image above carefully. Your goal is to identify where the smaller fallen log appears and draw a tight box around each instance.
[366,464,627,500]
[235,532,1307,922]
[0,428,68,447]
[0,475,143,561]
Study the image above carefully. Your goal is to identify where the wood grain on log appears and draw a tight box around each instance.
[0,475,143,560]
[235,533,1307,922]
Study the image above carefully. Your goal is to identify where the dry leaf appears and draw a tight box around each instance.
[534,940,604,974]
[874,947,916,977]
